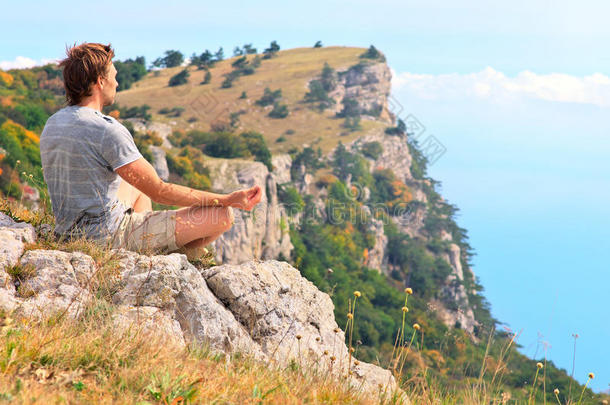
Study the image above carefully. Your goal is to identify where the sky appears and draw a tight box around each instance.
[2,0,608,393]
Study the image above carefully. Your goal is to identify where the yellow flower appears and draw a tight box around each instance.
[296,334,302,340]
[349,347,355,353]
[402,306,409,313]
[354,360,360,366]
[323,350,328,355]
[537,362,543,369]
[588,372,594,379]
[405,287,413,295]
[553,388,559,395]
[413,323,421,331]
[330,356,336,362]
[333,328,340,333]
[347,313,353,320]
[354,291,361,297]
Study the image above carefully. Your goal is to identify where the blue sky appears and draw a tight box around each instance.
[2,0,608,393]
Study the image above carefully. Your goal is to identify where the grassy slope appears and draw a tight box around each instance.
[115,46,386,156]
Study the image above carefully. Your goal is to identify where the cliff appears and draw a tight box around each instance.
[0,212,403,401]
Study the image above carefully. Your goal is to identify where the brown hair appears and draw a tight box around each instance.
[59,42,115,105]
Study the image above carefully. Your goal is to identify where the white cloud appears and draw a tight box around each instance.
[391,67,610,107]
[0,56,58,70]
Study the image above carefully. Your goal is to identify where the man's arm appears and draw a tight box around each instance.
[116,157,261,210]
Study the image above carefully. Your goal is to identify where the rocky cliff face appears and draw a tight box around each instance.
[328,62,394,124]
[0,212,403,400]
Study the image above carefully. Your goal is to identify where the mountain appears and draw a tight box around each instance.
[0,45,606,403]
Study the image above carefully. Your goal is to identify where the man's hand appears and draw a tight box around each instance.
[227,185,262,211]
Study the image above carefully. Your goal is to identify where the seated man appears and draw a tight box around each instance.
[40,42,262,259]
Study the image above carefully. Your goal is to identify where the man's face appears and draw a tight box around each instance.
[100,63,118,106]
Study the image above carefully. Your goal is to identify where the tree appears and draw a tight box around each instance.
[201,70,211,85]
[263,40,280,59]
[153,50,184,68]
[191,50,215,69]
[231,56,247,68]
[214,47,224,61]
[243,43,257,54]
[359,45,385,61]
[233,46,244,57]
[314,40,323,48]
[169,69,189,87]
[115,56,147,91]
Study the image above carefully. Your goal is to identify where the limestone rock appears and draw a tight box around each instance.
[111,250,263,357]
[271,154,292,185]
[150,145,169,181]
[0,213,36,271]
[205,157,292,264]
[16,250,95,318]
[202,260,400,396]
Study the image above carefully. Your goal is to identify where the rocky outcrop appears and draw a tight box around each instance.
[0,214,403,401]
[205,157,293,264]
[125,119,173,148]
[329,62,393,124]
[150,145,170,181]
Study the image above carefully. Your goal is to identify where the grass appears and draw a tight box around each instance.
[115,46,388,156]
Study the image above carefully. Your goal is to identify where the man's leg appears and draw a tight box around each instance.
[117,179,152,213]
[173,205,234,260]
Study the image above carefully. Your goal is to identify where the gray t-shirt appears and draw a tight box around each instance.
[40,105,143,241]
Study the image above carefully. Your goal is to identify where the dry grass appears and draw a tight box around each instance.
[115,46,387,155]
[0,308,387,404]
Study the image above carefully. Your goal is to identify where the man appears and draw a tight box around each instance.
[40,42,262,259]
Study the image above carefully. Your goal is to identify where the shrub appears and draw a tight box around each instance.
[168,69,189,87]
[278,185,304,213]
[359,45,385,61]
[313,41,323,48]
[268,102,289,118]
[255,88,282,107]
[361,141,383,160]
[239,91,247,99]
[201,70,211,85]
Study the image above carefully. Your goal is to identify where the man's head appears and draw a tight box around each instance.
[59,42,117,106]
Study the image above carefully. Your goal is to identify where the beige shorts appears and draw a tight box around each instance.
[110,209,179,254]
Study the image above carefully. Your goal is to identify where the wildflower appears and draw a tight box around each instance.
[413,323,421,331]
[588,372,594,379]
[537,362,543,369]
[347,313,353,320]
[315,337,320,342]
[16,160,20,164]
[212,198,219,206]
[330,356,336,362]
[296,334,302,340]
[354,360,360,366]
[553,388,559,395]
[22,171,26,175]
[402,306,409,313]
[323,350,328,355]
[349,347,355,353]
[333,328,340,333]
[327,268,333,274]
[354,291,361,297]
[405,287,413,295]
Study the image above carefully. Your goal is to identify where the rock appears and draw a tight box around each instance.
[201,260,400,396]
[205,157,292,264]
[150,145,169,181]
[328,62,393,124]
[16,250,95,318]
[111,250,263,358]
[271,154,292,185]
[125,119,173,148]
[112,305,186,348]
